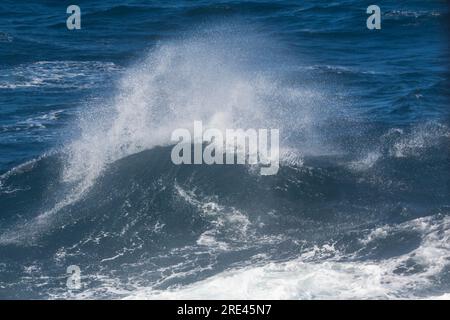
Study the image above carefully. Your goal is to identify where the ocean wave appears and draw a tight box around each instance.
[384,10,442,19]
[123,214,450,300]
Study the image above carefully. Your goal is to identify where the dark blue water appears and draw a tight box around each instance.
[0,1,449,299]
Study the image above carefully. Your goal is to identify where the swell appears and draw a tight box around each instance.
[1,140,449,298]
[0,15,449,298]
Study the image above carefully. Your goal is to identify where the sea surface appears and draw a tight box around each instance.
[0,0,449,299]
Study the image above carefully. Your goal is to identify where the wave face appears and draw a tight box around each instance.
[0,0,449,299]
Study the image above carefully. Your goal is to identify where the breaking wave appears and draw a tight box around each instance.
[0,25,449,300]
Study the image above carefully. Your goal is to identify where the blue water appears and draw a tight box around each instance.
[0,1,449,299]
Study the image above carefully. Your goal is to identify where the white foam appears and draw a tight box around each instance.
[124,215,450,300]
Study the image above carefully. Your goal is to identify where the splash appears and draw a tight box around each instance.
[63,27,326,195]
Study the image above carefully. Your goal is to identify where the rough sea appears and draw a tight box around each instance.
[0,0,449,299]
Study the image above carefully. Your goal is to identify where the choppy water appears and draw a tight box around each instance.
[0,0,449,299]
